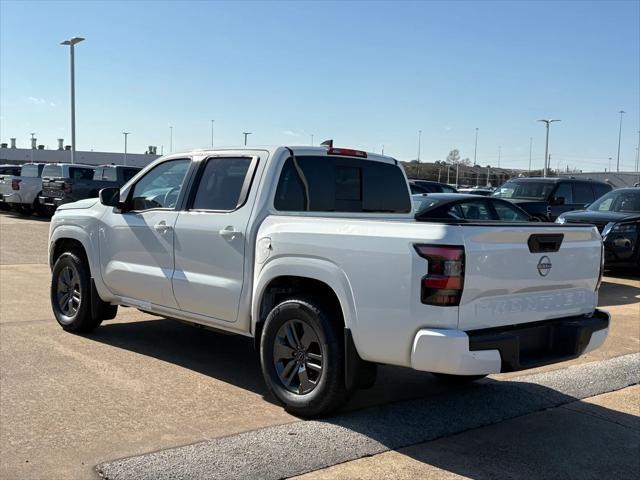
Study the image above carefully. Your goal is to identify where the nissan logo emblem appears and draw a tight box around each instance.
[537,256,552,277]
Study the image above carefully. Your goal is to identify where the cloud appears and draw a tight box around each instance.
[26,97,56,108]
[27,96,46,105]
[283,130,302,137]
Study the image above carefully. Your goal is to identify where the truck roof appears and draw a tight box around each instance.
[171,145,398,165]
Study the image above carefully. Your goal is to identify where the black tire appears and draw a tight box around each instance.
[432,373,487,383]
[33,195,46,217]
[51,252,102,332]
[18,205,33,216]
[260,297,349,417]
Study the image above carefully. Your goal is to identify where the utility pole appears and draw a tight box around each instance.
[211,120,215,148]
[122,132,130,166]
[60,36,85,164]
[30,133,35,163]
[169,126,173,153]
[616,110,625,172]
[417,130,422,161]
[243,132,252,145]
[528,137,533,175]
[473,128,478,166]
[538,119,561,178]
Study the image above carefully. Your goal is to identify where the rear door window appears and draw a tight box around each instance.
[458,201,493,220]
[553,183,573,204]
[42,165,62,178]
[102,167,118,182]
[69,167,94,180]
[573,183,594,204]
[593,183,612,199]
[493,201,530,221]
[275,156,410,213]
[21,164,40,177]
[191,157,255,211]
[93,168,104,180]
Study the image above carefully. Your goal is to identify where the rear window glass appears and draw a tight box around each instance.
[122,168,140,182]
[1,166,21,176]
[275,156,410,213]
[573,183,594,204]
[493,181,555,200]
[42,165,62,178]
[102,167,118,182]
[69,167,94,180]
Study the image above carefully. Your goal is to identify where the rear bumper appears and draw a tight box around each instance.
[411,310,609,375]
[39,195,68,208]
[0,192,23,204]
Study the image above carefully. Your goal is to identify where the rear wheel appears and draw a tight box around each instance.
[18,205,33,216]
[51,252,102,332]
[260,297,349,417]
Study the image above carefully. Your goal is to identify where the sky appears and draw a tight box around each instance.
[1,0,639,171]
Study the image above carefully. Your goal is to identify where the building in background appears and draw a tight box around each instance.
[0,138,159,167]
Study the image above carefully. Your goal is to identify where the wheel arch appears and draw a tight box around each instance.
[252,257,358,345]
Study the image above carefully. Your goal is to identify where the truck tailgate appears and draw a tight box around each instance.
[42,178,65,197]
[459,224,601,331]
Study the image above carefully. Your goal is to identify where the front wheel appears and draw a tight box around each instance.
[51,252,102,332]
[260,298,350,417]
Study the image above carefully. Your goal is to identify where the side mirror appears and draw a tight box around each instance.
[99,187,120,208]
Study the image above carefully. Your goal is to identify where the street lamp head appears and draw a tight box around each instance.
[61,37,85,46]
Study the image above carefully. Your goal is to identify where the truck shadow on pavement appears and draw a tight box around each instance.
[599,280,640,306]
[89,317,449,410]
[96,357,640,480]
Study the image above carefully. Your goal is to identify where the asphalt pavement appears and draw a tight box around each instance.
[0,211,638,480]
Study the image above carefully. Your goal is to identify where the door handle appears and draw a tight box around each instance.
[219,226,241,240]
[154,221,173,234]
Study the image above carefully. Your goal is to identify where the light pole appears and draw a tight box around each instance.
[473,128,478,166]
[537,119,560,178]
[616,110,625,172]
[122,132,130,166]
[60,36,85,164]
[498,146,501,168]
[169,126,173,152]
[528,137,533,175]
[311,134,314,146]
[636,130,640,183]
[243,132,252,145]
[211,120,215,148]
[608,157,612,172]
[417,130,422,161]
[30,133,35,163]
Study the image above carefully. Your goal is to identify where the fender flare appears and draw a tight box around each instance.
[49,224,112,301]
[251,256,358,336]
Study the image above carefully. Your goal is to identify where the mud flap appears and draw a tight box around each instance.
[91,279,118,321]
[345,328,377,390]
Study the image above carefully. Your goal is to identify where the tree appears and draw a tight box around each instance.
[446,149,460,164]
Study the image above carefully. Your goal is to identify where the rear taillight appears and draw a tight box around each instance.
[11,179,21,191]
[63,181,73,193]
[414,244,465,306]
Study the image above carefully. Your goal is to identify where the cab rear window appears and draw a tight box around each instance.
[275,156,410,213]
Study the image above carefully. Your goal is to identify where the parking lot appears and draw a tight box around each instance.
[0,210,638,479]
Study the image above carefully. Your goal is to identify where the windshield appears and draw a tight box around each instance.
[589,190,640,213]
[492,180,555,200]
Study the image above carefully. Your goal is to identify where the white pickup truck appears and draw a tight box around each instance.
[48,145,609,416]
[0,163,46,215]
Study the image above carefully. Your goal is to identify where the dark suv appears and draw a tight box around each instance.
[492,177,612,221]
[408,179,458,194]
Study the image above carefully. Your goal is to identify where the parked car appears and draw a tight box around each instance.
[557,188,640,269]
[492,177,612,221]
[0,165,22,210]
[413,193,533,222]
[48,145,608,417]
[457,187,494,196]
[408,179,458,194]
[39,163,140,212]
[0,163,46,215]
